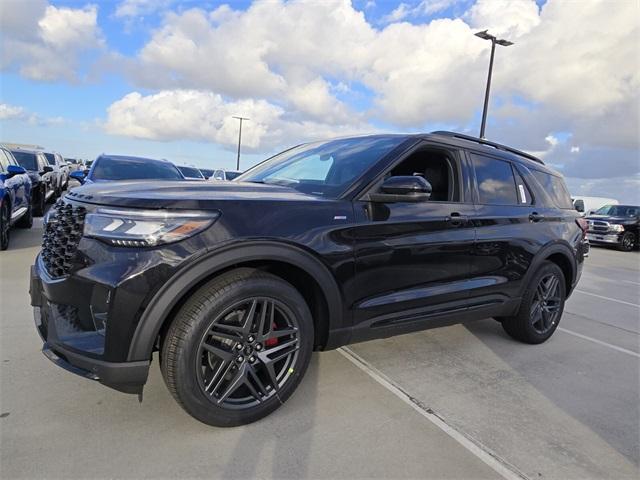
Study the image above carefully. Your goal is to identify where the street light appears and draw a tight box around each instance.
[475,30,513,139]
[232,116,250,170]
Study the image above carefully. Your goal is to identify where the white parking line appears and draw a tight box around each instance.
[558,328,640,358]
[574,289,640,308]
[338,347,528,480]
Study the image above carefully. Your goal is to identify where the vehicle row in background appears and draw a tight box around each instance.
[70,155,184,185]
[0,146,33,250]
[10,148,57,216]
[572,195,618,216]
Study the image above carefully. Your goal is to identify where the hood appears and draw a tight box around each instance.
[64,180,330,209]
[585,214,635,224]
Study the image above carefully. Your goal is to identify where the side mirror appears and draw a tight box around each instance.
[6,165,26,177]
[370,176,432,203]
[69,170,86,184]
[574,200,585,213]
[42,165,54,173]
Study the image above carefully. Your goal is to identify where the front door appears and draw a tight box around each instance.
[349,144,476,341]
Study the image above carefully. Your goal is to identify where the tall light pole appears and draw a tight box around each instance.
[232,116,250,171]
[475,30,513,139]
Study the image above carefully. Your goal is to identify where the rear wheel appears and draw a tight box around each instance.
[618,231,636,252]
[33,189,45,217]
[16,203,33,229]
[501,261,565,344]
[161,268,314,427]
[0,201,10,250]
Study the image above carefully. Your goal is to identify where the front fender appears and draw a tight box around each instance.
[126,240,345,362]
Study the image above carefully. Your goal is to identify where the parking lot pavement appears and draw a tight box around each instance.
[2,215,638,480]
[350,247,640,479]
[1,221,498,479]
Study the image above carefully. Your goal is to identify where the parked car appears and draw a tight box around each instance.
[211,169,242,181]
[200,168,214,180]
[30,132,587,427]
[572,196,618,216]
[177,165,206,180]
[66,158,83,172]
[43,151,69,195]
[585,204,639,251]
[70,154,185,185]
[0,146,32,249]
[10,149,55,216]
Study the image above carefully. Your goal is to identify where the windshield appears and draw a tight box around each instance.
[594,205,639,217]
[91,157,184,181]
[177,166,204,179]
[44,153,56,165]
[11,151,38,171]
[237,136,406,197]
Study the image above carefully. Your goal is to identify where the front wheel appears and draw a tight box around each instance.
[161,268,314,427]
[501,261,566,344]
[16,203,33,229]
[33,189,45,217]
[0,202,10,250]
[618,231,636,252]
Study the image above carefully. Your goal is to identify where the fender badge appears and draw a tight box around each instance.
[333,215,347,220]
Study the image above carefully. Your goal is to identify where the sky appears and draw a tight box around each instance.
[0,0,638,202]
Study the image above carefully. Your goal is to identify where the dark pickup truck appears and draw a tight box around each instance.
[586,205,640,251]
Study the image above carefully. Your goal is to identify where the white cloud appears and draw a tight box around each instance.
[382,3,412,23]
[0,104,26,121]
[115,0,175,19]
[0,102,66,126]
[0,2,103,81]
[466,0,540,37]
[105,90,373,150]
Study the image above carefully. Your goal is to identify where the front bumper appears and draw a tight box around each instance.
[586,232,621,245]
[30,265,150,394]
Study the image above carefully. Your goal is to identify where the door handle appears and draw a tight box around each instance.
[445,212,467,227]
[529,212,545,222]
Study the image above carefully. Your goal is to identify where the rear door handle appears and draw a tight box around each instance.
[529,212,545,222]
[445,212,468,227]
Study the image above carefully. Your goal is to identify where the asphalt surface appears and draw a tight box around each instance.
[1,202,638,479]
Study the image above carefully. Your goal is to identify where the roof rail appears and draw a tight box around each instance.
[431,131,544,165]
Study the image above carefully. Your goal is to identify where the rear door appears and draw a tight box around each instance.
[468,153,537,303]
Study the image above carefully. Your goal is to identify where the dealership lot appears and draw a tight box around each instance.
[1,211,638,479]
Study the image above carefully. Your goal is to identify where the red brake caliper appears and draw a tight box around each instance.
[264,323,278,347]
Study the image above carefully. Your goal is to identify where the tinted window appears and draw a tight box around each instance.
[44,153,56,165]
[472,154,519,205]
[225,171,241,180]
[91,157,183,181]
[513,166,533,205]
[238,136,405,198]
[531,169,573,209]
[594,205,640,217]
[0,150,10,171]
[12,151,38,171]
[177,166,203,178]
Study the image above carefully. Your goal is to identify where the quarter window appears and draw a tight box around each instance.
[472,154,519,205]
[530,169,573,209]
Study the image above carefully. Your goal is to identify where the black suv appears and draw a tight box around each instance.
[585,204,639,251]
[30,132,587,426]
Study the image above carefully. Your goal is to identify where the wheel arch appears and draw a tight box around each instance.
[127,241,345,362]
[524,242,576,298]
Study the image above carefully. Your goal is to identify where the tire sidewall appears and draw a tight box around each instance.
[166,275,314,427]
[619,232,635,252]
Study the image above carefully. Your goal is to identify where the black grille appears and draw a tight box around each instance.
[41,200,86,277]
[589,220,609,233]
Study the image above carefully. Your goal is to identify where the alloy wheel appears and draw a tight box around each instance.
[195,297,300,409]
[529,273,562,334]
[622,233,635,251]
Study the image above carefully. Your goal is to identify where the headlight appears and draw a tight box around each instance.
[84,207,219,247]
[610,224,625,232]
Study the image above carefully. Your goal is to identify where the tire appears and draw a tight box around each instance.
[45,186,55,204]
[16,203,33,229]
[0,201,10,251]
[501,261,566,344]
[618,231,636,252]
[161,268,314,427]
[33,189,45,217]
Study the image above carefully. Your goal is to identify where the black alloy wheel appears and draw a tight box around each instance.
[161,268,313,427]
[501,261,565,344]
[529,273,562,335]
[16,203,33,229]
[619,231,636,252]
[0,202,10,250]
[33,189,45,217]
[195,297,300,409]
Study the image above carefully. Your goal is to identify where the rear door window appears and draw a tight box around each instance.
[471,154,519,205]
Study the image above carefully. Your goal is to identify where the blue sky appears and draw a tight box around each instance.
[1,0,638,202]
